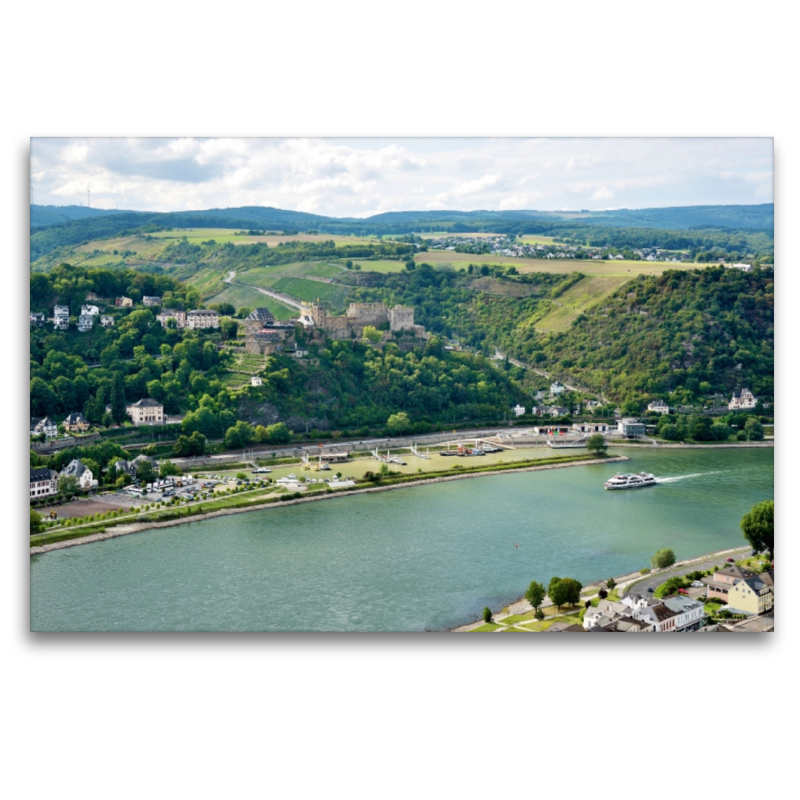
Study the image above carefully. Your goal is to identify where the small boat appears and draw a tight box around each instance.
[604,472,657,490]
[252,467,271,473]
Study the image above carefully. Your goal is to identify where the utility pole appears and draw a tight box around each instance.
[87,187,91,208]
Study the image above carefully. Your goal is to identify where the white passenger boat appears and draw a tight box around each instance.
[604,472,657,490]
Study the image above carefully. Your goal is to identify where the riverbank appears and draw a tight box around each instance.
[30,454,628,556]
[451,544,751,632]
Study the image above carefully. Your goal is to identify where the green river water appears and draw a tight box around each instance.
[30,447,773,632]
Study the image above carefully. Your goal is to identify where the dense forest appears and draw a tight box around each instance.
[529,266,774,406]
[345,264,774,407]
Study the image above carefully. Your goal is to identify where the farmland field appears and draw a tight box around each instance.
[205,283,296,319]
[535,275,629,333]
[270,277,350,309]
[416,250,698,276]
[351,259,406,273]
[148,229,376,247]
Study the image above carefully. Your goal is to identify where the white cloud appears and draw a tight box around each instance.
[30,137,774,216]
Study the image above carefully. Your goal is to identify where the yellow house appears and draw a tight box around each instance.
[727,574,774,615]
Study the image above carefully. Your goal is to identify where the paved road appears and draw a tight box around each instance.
[621,547,752,596]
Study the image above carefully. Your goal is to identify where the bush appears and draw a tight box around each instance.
[482,607,493,624]
[640,568,651,575]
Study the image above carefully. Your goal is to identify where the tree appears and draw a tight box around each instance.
[524,581,546,611]
[740,499,774,558]
[586,433,607,454]
[362,325,382,343]
[560,577,583,606]
[534,608,545,622]
[606,577,616,591]
[482,607,493,624]
[220,318,239,340]
[651,548,676,569]
[744,418,764,441]
[58,474,80,499]
[110,372,127,423]
[549,580,569,611]
[136,460,157,486]
[386,412,411,435]
[598,587,608,600]
[30,508,44,535]
[159,460,182,477]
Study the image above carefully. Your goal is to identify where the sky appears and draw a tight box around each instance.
[30,137,773,218]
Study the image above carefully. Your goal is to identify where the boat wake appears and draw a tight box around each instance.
[656,470,726,484]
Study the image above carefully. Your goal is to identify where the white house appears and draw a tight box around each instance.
[512,404,525,417]
[250,376,263,387]
[550,381,566,396]
[126,398,165,426]
[30,312,45,326]
[30,468,59,501]
[662,596,706,632]
[186,309,220,329]
[30,416,58,439]
[60,459,96,491]
[728,263,752,272]
[53,305,70,330]
[157,309,187,328]
[632,603,679,632]
[77,314,94,332]
[100,315,115,327]
[618,418,646,437]
[81,304,100,316]
[142,296,162,307]
[647,399,670,414]
[728,388,758,411]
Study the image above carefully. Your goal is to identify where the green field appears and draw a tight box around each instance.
[535,274,629,332]
[351,259,406,273]
[206,283,296,319]
[518,235,556,245]
[271,277,349,309]
[149,229,376,247]
[417,250,698,276]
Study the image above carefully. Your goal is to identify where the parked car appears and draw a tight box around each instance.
[647,587,655,593]
[678,588,688,595]
[726,557,735,563]
[691,581,704,588]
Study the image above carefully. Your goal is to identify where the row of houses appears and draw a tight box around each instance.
[579,564,775,633]
[705,565,774,615]
[156,308,220,329]
[31,398,168,441]
[645,388,760,414]
[582,592,708,633]
[29,458,97,501]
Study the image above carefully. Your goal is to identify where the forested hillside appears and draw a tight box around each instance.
[30,265,530,432]
[346,264,774,407]
[508,266,774,406]
[30,203,774,263]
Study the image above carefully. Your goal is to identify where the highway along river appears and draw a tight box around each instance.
[30,447,773,631]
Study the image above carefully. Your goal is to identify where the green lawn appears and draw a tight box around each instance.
[469,623,502,632]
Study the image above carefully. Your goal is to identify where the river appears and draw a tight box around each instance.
[30,447,773,632]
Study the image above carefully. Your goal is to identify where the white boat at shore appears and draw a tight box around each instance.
[604,472,657,490]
